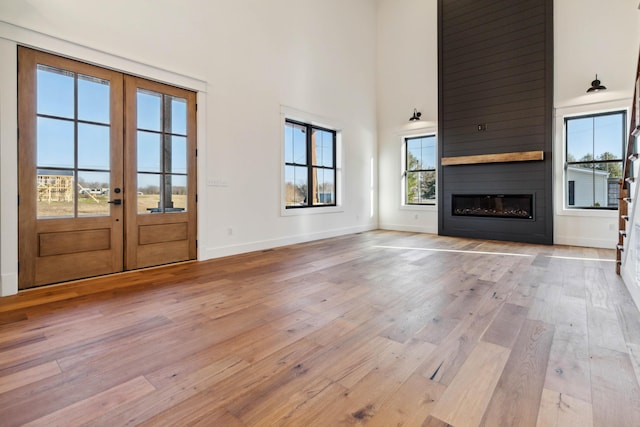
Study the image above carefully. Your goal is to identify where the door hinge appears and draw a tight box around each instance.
[196,240,198,248]
[195,148,198,157]
[195,194,198,203]
[195,103,198,112]
[17,195,19,206]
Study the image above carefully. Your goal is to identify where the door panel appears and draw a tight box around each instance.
[124,76,197,270]
[18,48,197,289]
[138,223,188,245]
[38,228,111,257]
[18,47,124,289]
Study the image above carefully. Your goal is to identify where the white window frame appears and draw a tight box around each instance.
[554,99,631,218]
[280,105,343,216]
[399,125,438,212]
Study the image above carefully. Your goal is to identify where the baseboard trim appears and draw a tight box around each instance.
[554,235,616,249]
[378,223,438,235]
[203,225,377,260]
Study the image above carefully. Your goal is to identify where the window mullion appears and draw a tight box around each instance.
[74,72,79,218]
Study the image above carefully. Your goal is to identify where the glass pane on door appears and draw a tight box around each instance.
[37,65,74,119]
[137,173,162,214]
[166,174,187,211]
[166,95,187,135]
[137,89,162,131]
[35,64,112,218]
[169,136,187,174]
[37,117,74,168]
[78,171,110,217]
[78,74,110,124]
[78,124,110,170]
[136,89,188,214]
[37,169,75,218]
[138,131,162,172]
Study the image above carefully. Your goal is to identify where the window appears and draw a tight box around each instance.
[565,111,625,209]
[284,119,336,208]
[404,135,436,205]
[135,88,189,214]
[35,65,112,218]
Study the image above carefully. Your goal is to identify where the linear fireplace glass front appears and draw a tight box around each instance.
[452,194,533,219]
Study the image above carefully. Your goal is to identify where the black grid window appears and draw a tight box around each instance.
[565,111,625,209]
[405,135,436,205]
[284,119,336,208]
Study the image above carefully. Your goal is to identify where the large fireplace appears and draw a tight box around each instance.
[452,194,533,220]
[437,0,553,245]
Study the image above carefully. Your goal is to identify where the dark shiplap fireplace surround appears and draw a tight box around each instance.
[437,0,554,245]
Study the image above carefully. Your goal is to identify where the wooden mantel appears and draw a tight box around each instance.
[441,150,544,166]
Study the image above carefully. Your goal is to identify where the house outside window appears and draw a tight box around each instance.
[565,111,625,209]
[404,134,436,205]
[284,119,336,208]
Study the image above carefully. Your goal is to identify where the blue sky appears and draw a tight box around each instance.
[566,112,624,161]
[36,65,188,191]
[407,135,436,170]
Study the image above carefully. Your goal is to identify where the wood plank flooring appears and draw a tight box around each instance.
[1,230,640,426]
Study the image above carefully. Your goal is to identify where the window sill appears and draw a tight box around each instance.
[400,204,437,212]
[281,205,344,216]
[556,207,618,218]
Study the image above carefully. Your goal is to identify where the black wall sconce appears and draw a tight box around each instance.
[587,74,607,93]
[409,108,422,121]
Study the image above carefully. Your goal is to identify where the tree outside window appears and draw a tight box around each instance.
[405,135,436,205]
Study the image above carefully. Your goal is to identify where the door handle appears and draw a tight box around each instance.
[108,199,122,205]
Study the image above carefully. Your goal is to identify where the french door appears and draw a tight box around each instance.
[18,47,197,289]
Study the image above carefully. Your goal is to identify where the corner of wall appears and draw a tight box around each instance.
[0,37,19,297]
[0,273,18,297]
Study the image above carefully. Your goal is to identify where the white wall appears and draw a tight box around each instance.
[0,0,378,296]
[376,0,439,233]
[376,0,640,248]
[553,0,640,248]
[553,100,631,248]
[554,0,640,108]
[0,39,18,297]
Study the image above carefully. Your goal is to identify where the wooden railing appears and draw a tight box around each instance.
[616,48,640,274]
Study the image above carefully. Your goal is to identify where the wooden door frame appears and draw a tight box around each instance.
[17,47,197,289]
[18,47,125,288]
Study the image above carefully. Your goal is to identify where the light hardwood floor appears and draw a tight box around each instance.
[1,230,639,426]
